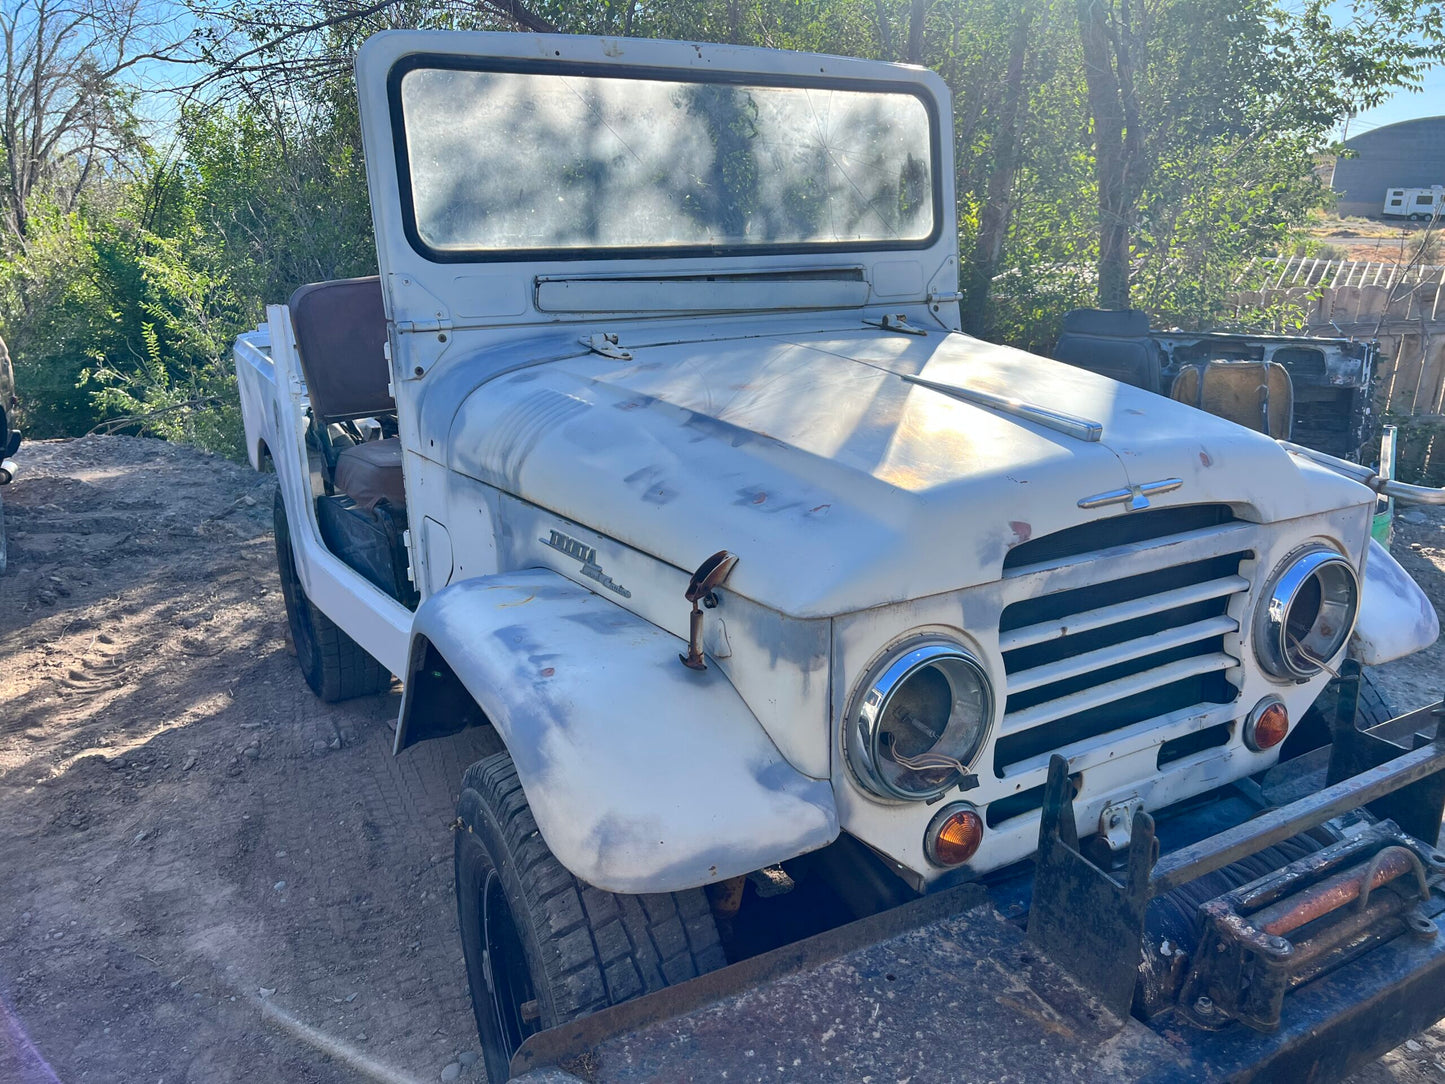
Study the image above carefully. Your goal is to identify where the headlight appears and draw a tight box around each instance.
[846,642,993,801]
[1253,546,1359,681]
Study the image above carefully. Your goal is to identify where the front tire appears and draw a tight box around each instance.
[456,751,726,1082]
[1280,668,1395,760]
[273,489,390,701]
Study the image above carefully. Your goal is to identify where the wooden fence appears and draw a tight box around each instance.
[1233,259,1445,484]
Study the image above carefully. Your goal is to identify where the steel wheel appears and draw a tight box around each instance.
[481,868,540,1062]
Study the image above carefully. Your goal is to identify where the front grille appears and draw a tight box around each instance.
[992,508,1251,781]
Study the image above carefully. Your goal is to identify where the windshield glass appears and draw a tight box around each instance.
[394,63,937,258]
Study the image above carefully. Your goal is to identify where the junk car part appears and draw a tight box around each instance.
[1253,546,1360,681]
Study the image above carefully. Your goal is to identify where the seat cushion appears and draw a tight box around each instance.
[1170,362,1293,439]
[334,437,406,512]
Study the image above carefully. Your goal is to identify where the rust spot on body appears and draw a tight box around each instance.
[539,667,555,678]
[1009,521,1032,546]
[1200,450,1213,467]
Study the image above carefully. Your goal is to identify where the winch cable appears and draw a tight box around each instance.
[1136,826,1342,1014]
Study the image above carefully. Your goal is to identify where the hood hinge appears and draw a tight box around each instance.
[581,332,634,360]
[864,313,927,336]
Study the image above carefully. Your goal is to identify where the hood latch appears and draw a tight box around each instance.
[680,550,739,671]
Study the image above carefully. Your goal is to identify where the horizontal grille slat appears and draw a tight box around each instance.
[990,509,1250,781]
[1000,522,1255,600]
[998,702,1241,783]
[1005,615,1239,695]
[999,653,1237,736]
[998,575,1249,652]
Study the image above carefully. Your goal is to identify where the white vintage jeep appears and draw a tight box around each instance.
[237,30,1445,1084]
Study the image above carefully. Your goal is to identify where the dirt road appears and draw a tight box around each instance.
[1,434,1445,1084]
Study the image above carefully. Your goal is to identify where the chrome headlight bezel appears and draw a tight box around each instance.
[845,640,994,802]
[1253,545,1360,681]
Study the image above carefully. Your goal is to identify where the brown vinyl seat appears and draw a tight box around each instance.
[1169,360,1294,440]
[333,436,406,512]
[288,276,406,510]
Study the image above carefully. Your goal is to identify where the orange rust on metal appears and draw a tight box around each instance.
[680,550,739,671]
[1257,847,1417,937]
[708,875,747,919]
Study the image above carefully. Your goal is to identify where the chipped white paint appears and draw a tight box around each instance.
[233,30,1443,893]
[400,570,838,892]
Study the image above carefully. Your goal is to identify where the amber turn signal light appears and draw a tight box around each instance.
[1245,698,1290,752]
[925,804,985,867]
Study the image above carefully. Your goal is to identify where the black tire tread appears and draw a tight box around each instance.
[273,488,390,701]
[1355,669,1395,728]
[460,752,726,1024]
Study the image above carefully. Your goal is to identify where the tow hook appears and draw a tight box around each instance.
[1099,796,1144,852]
[680,550,739,671]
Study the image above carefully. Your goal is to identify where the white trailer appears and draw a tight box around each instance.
[1383,185,1445,220]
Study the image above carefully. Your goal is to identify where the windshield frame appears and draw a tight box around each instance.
[385,52,945,265]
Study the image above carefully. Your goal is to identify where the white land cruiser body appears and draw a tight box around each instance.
[235,29,1440,1071]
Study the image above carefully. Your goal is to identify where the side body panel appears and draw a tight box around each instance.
[233,309,412,676]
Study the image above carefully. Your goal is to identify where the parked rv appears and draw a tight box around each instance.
[1383,185,1445,221]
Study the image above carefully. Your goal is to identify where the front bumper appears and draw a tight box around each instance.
[511,672,1445,1083]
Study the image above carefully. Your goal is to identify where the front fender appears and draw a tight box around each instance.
[1350,538,1440,666]
[396,569,839,893]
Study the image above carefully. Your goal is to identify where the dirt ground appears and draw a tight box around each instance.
[1303,214,1437,263]
[0,437,497,1084]
[2,434,1445,1084]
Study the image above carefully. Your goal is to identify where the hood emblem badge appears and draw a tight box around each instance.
[541,530,632,597]
[1078,478,1183,511]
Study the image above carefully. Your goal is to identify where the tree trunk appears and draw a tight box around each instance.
[906,0,927,63]
[873,0,894,59]
[961,6,1032,336]
[1077,0,1139,310]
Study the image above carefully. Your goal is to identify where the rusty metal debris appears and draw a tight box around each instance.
[1255,846,1426,937]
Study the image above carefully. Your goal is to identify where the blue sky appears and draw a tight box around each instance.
[1346,63,1445,138]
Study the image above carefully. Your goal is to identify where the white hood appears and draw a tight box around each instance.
[444,327,1370,618]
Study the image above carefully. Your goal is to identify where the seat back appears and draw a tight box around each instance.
[288,276,392,422]
[1052,309,1163,394]
[1170,361,1293,439]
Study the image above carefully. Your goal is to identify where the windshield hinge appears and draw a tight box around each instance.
[395,317,454,335]
[581,332,633,360]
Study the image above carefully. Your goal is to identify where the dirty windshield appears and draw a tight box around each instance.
[394,63,936,256]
